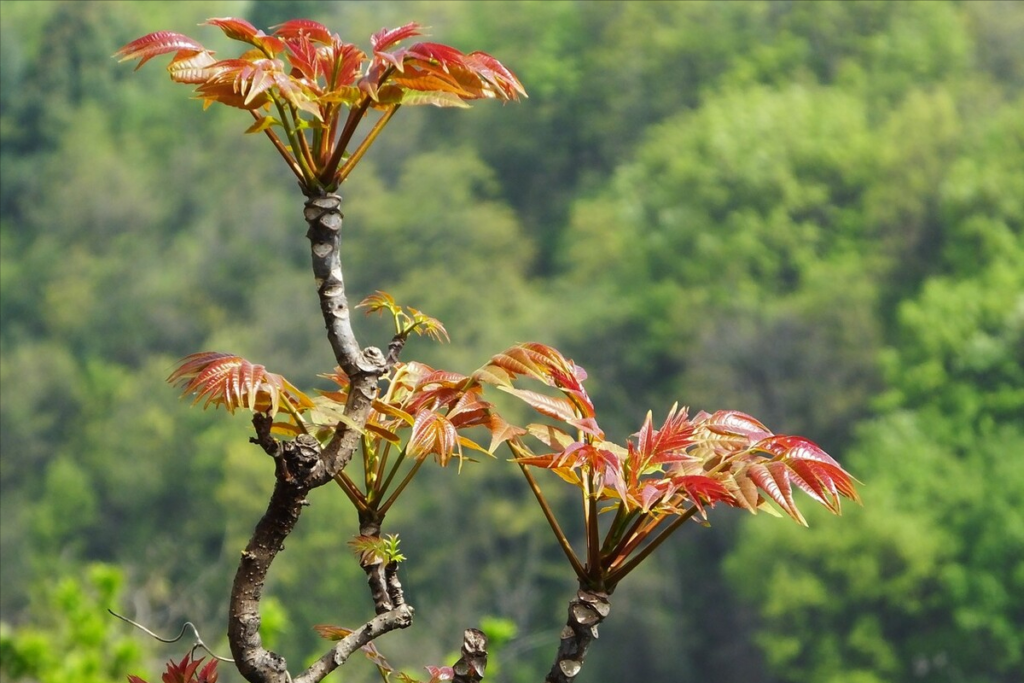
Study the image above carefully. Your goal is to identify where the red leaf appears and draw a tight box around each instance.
[788,460,847,514]
[140,653,218,683]
[323,42,366,90]
[722,471,761,512]
[500,386,579,422]
[526,423,575,450]
[406,42,466,69]
[484,347,547,385]
[114,31,207,70]
[272,71,322,119]
[485,412,527,452]
[464,51,527,100]
[483,343,586,393]
[416,369,469,389]
[204,18,285,55]
[516,441,620,485]
[424,664,455,682]
[197,660,218,683]
[274,19,334,44]
[631,405,697,465]
[445,388,491,426]
[745,461,805,525]
[167,49,219,84]
[407,410,459,466]
[637,480,672,512]
[167,351,313,415]
[285,35,321,83]
[672,474,736,516]
[754,435,860,506]
[371,22,423,53]
[193,58,277,110]
[701,410,774,441]
[204,17,259,42]
[567,416,604,439]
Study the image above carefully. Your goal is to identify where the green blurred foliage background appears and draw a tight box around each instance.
[1,2,1021,682]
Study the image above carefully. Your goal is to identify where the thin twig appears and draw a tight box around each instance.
[108,609,234,663]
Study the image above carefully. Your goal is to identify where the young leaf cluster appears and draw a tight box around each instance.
[477,342,861,591]
[128,654,218,683]
[115,18,524,193]
[167,330,859,596]
[359,291,449,344]
[164,294,519,526]
[113,11,864,682]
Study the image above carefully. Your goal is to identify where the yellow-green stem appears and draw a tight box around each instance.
[273,97,319,188]
[277,396,309,435]
[377,447,407,500]
[362,436,377,494]
[334,472,369,514]
[583,472,602,583]
[600,504,638,557]
[378,455,426,516]
[321,98,370,184]
[321,66,396,185]
[375,441,394,496]
[250,110,303,181]
[336,105,400,184]
[610,513,667,566]
[293,112,318,177]
[517,460,586,580]
[605,506,700,588]
[602,509,651,568]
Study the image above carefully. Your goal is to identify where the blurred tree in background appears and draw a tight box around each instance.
[1,2,1021,682]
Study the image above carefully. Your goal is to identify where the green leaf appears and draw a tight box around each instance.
[243,115,282,134]
[400,90,471,108]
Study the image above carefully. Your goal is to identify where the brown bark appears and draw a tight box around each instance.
[224,193,485,683]
[452,628,488,683]
[302,192,387,476]
[545,588,611,683]
[225,196,403,683]
[229,424,328,683]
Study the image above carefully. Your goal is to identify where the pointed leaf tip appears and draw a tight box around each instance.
[115,31,207,69]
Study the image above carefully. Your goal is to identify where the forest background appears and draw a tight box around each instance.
[0,2,1022,683]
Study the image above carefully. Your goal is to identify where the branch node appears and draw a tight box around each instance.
[544,588,611,683]
[452,628,488,683]
[558,659,581,678]
[357,346,387,376]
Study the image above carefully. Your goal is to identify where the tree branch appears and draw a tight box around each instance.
[302,192,387,475]
[229,425,329,683]
[228,197,412,683]
[294,605,415,683]
[544,588,610,683]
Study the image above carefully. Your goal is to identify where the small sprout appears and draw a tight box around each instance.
[348,533,407,564]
